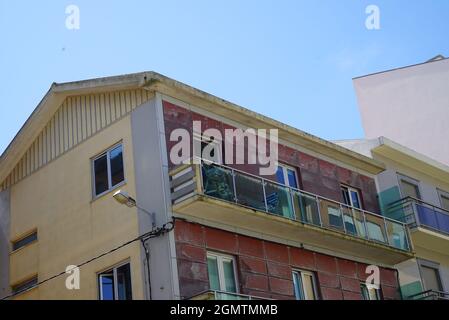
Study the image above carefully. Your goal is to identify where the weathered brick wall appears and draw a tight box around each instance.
[163,100,380,213]
[175,220,401,300]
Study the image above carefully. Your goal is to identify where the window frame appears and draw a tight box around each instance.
[397,173,421,200]
[437,189,449,212]
[206,252,239,293]
[91,142,126,199]
[97,260,132,300]
[11,275,38,295]
[276,163,300,189]
[417,259,444,292]
[292,269,319,300]
[360,282,382,300]
[11,229,38,252]
[341,184,363,209]
[194,132,223,165]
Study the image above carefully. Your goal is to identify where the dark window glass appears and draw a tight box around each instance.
[12,276,38,294]
[110,145,124,187]
[94,154,108,195]
[12,231,37,251]
[116,263,132,300]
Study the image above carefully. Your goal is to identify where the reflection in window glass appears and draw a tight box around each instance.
[207,253,237,294]
[98,263,132,300]
[110,145,124,187]
[440,195,449,211]
[117,263,132,300]
[421,265,443,292]
[360,283,381,300]
[207,256,220,291]
[276,166,285,185]
[293,270,317,300]
[400,179,420,199]
[99,273,114,300]
[93,143,125,197]
[223,260,236,293]
[94,154,108,195]
[287,169,298,189]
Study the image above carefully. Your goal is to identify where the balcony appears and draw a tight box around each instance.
[170,162,413,265]
[408,290,449,300]
[387,197,449,253]
[189,290,271,300]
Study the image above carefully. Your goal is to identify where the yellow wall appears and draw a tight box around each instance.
[9,112,145,299]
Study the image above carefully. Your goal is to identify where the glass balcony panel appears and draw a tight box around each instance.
[202,164,235,202]
[264,181,294,219]
[416,203,439,230]
[352,208,368,239]
[234,172,266,211]
[320,199,344,231]
[435,210,449,234]
[341,205,357,236]
[365,214,387,244]
[385,219,409,251]
[293,192,321,226]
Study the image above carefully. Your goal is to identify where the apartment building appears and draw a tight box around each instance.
[338,137,449,300]
[353,55,449,166]
[0,72,413,300]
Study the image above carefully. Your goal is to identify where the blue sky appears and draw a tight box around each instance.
[1,0,448,154]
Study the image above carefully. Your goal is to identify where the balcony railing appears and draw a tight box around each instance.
[191,162,411,252]
[189,290,272,300]
[387,196,449,236]
[407,290,449,300]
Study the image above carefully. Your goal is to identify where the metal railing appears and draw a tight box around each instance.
[199,161,411,252]
[408,290,449,300]
[387,196,449,236]
[188,290,272,300]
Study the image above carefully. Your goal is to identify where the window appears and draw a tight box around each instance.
[398,175,420,199]
[360,283,382,300]
[93,143,124,197]
[207,252,237,293]
[341,185,362,209]
[98,262,132,300]
[292,270,318,300]
[419,261,443,292]
[438,190,449,211]
[275,164,299,188]
[195,133,222,164]
[12,231,37,251]
[12,276,38,295]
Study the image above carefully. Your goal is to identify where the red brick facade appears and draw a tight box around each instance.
[175,220,401,300]
[163,100,380,213]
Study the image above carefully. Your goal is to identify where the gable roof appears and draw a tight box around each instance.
[0,72,385,186]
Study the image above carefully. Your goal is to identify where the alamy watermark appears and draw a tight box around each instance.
[65,5,80,30]
[365,5,380,30]
[169,121,279,175]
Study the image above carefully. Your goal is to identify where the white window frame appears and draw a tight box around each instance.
[98,260,132,300]
[397,173,421,200]
[341,185,363,209]
[207,252,238,293]
[277,163,299,189]
[292,269,318,300]
[92,142,126,198]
